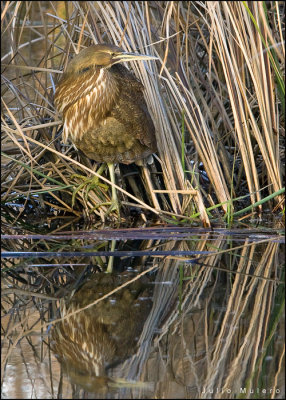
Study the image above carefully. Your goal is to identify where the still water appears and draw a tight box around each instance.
[1,223,285,399]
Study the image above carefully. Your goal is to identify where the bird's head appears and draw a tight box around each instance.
[64,43,157,75]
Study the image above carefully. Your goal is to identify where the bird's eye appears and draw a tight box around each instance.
[80,67,90,73]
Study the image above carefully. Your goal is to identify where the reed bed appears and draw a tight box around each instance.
[1,1,285,225]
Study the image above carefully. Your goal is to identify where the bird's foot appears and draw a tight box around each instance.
[71,164,121,221]
[105,198,121,219]
[71,173,109,207]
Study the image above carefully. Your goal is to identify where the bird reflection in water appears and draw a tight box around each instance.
[51,271,153,393]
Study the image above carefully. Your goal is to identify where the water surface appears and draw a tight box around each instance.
[1,221,285,399]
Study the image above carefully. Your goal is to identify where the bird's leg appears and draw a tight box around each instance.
[106,162,120,216]
[106,239,116,273]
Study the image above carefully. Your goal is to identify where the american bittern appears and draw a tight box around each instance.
[54,43,157,213]
[51,272,153,391]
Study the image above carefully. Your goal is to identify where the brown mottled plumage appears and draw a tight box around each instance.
[55,44,157,164]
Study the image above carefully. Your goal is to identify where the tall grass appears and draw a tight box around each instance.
[1,1,284,225]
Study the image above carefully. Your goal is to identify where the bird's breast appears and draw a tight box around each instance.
[55,68,119,143]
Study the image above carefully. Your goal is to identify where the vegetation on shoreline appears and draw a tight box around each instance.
[2,1,285,226]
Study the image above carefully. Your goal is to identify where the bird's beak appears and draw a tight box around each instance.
[113,51,158,64]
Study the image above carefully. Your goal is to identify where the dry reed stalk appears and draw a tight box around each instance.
[1,1,284,225]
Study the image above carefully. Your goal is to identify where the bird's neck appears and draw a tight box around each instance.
[58,66,119,143]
